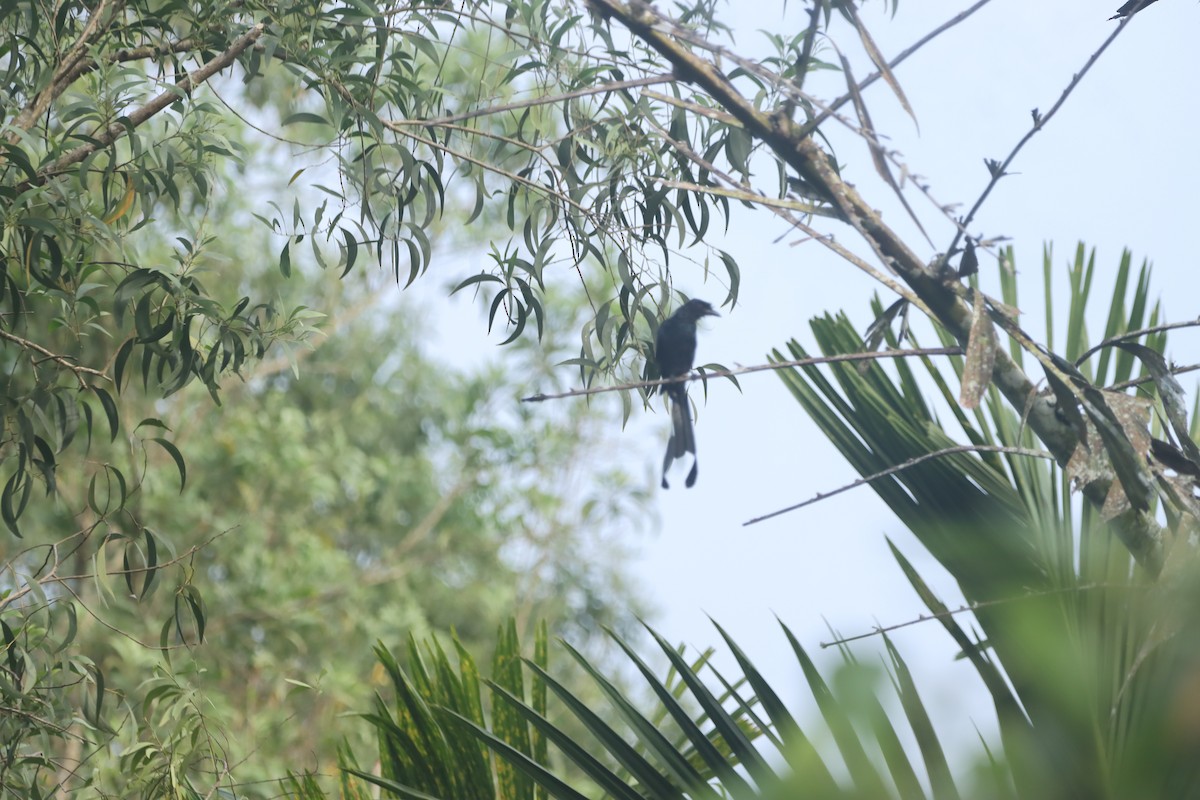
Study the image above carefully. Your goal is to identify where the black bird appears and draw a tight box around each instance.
[654,298,719,489]
[1110,0,1160,18]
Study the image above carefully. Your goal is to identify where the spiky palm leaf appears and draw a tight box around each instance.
[300,616,994,800]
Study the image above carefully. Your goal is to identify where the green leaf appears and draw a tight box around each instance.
[282,112,331,126]
[523,659,683,799]
[150,437,186,491]
[438,710,592,800]
[340,227,359,278]
[279,239,292,278]
[561,638,716,799]
[643,623,775,788]
[93,387,119,442]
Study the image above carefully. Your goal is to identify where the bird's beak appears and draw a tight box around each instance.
[706,308,721,317]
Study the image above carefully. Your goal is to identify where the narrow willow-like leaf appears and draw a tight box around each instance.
[149,437,186,491]
[843,0,917,124]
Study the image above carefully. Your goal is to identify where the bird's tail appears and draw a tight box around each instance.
[669,395,695,457]
[661,391,699,489]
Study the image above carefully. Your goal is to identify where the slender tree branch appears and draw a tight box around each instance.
[46,37,206,110]
[58,580,197,650]
[945,13,1135,259]
[0,530,228,611]
[1110,362,1200,392]
[1075,317,1200,366]
[521,346,963,402]
[29,22,267,186]
[7,0,123,141]
[387,73,675,127]
[0,328,109,387]
[744,444,1053,527]
[820,581,1142,648]
[802,0,996,136]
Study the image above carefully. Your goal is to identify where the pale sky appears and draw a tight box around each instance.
[412,0,1198,772]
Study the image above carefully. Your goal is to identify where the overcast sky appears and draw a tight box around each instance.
[410,0,1198,770]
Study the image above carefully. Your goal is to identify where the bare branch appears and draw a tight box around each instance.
[1075,317,1200,366]
[744,444,1054,527]
[803,0,997,136]
[521,346,963,403]
[945,14,1136,260]
[820,581,1142,648]
[1109,362,1200,393]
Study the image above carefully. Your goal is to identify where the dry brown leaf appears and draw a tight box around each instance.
[1066,391,1155,519]
[959,290,995,409]
[842,1,918,126]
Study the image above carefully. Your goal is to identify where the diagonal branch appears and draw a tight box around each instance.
[28,23,267,187]
[7,0,124,142]
[1075,317,1200,366]
[944,12,1137,260]
[744,444,1054,527]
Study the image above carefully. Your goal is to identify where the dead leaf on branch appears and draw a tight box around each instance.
[959,289,995,409]
[1066,390,1153,519]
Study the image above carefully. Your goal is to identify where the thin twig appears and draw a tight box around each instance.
[802,0,996,136]
[744,444,1053,526]
[0,328,109,386]
[1075,317,1200,366]
[0,529,228,611]
[820,581,1142,648]
[946,12,1135,259]
[521,346,963,403]
[58,581,195,650]
[387,73,674,127]
[1109,362,1200,393]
